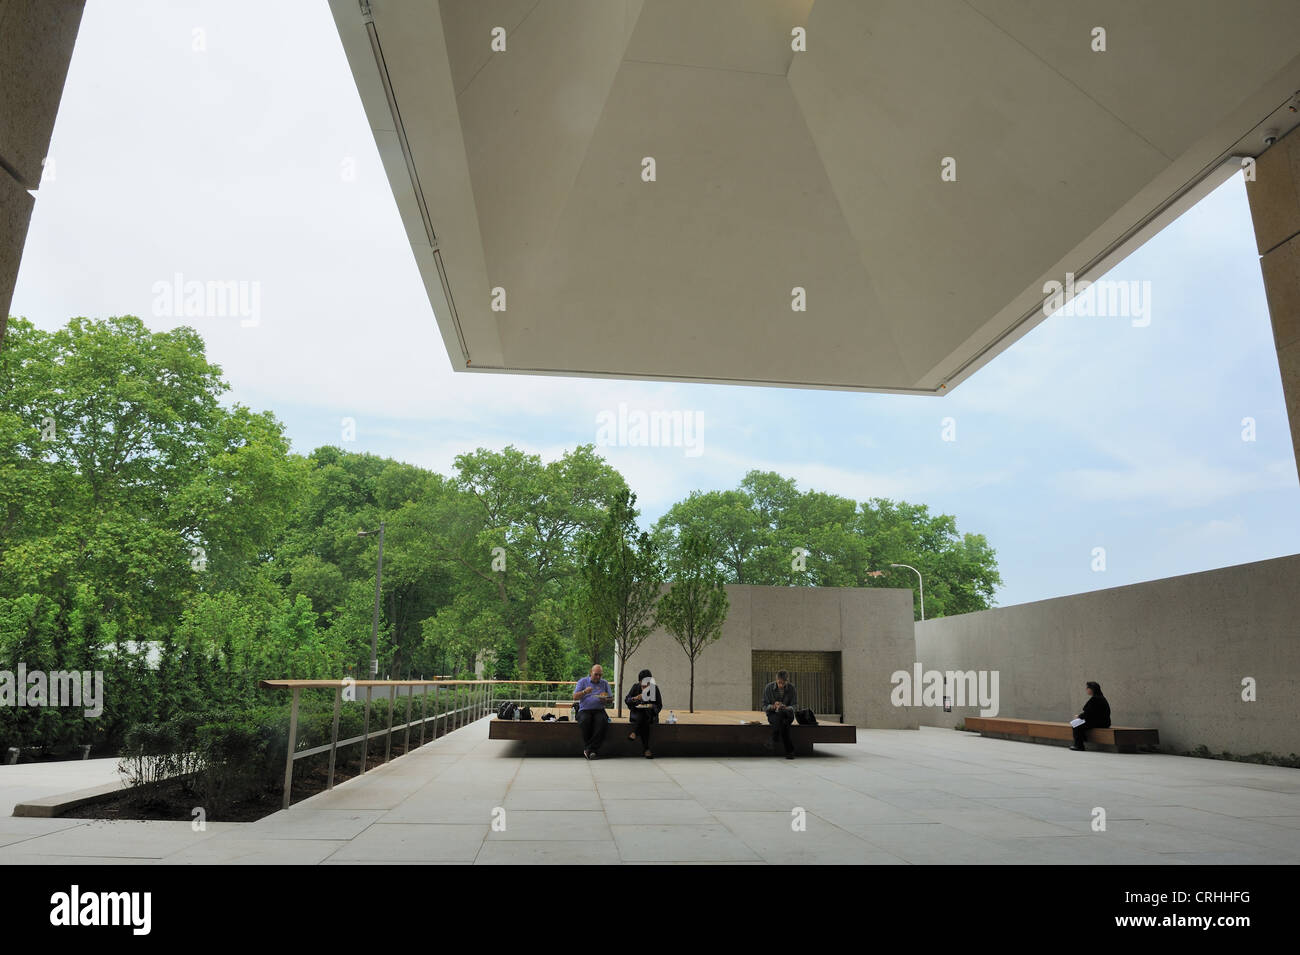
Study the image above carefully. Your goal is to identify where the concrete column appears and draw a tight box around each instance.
[0,0,85,349]
[1244,125,1300,484]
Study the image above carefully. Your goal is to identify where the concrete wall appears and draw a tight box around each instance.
[0,0,85,344]
[1245,123,1300,485]
[621,583,919,729]
[914,554,1300,755]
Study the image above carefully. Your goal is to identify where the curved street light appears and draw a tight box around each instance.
[890,563,925,621]
[358,522,385,676]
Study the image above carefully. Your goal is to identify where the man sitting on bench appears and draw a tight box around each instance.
[761,670,798,759]
[573,664,612,759]
[1070,681,1111,751]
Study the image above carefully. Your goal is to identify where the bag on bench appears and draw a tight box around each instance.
[496,701,517,720]
[795,708,818,725]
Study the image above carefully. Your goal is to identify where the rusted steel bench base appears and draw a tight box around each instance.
[965,717,1159,753]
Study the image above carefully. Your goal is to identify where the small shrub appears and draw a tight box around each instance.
[191,708,286,814]
[117,720,201,793]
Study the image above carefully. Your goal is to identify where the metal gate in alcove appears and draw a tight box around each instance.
[751,650,842,719]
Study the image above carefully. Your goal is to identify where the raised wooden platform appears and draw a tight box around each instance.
[965,717,1159,753]
[488,709,856,756]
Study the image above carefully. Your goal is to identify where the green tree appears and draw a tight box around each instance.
[419,445,624,675]
[0,316,307,752]
[654,470,1001,617]
[656,530,729,712]
[575,489,663,715]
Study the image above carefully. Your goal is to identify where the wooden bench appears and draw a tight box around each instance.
[488,709,855,756]
[965,717,1159,753]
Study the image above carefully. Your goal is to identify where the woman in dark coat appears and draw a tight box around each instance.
[625,669,664,758]
[1071,681,1111,751]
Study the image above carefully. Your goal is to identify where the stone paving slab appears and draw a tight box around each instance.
[2,819,240,859]
[0,757,123,817]
[1,721,1297,864]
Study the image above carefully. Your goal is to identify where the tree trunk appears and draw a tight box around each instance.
[689,654,695,713]
[615,625,627,717]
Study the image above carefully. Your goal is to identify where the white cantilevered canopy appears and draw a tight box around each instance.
[329,0,1300,394]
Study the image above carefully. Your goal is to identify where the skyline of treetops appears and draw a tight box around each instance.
[1,315,1001,696]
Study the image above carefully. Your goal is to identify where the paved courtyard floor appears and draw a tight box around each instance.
[2,718,1299,864]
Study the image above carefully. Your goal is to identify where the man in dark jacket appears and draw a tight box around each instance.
[761,670,798,758]
[625,669,663,758]
[1071,681,1111,751]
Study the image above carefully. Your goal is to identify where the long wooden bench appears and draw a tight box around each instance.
[489,709,855,756]
[965,716,1159,753]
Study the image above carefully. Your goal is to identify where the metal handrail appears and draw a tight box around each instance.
[258,679,582,810]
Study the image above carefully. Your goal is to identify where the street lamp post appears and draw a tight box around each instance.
[890,563,925,621]
[358,522,385,677]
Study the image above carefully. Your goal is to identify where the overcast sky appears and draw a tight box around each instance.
[11,0,1300,607]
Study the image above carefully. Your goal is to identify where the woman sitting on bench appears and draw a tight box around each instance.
[1071,681,1111,751]
[625,669,663,759]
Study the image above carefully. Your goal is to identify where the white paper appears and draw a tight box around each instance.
[1069,718,1085,728]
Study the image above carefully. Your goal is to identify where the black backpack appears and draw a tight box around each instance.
[496,701,516,720]
[795,708,818,725]
[517,706,533,720]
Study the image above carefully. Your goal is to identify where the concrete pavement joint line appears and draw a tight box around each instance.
[469,750,529,865]
[0,818,94,852]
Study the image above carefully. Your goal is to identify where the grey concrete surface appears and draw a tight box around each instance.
[915,553,1300,755]
[1245,122,1300,483]
[0,755,122,817]
[331,1,1300,395]
[625,583,918,729]
[3,716,1297,864]
[0,0,85,188]
[0,0,84,339]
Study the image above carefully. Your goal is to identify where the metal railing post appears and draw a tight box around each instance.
[327,685,342,790]
[361,685,372,775]
[385,684,396,763]
[404,687,413,754]
[282,687,300,811]
[420,685,428,745]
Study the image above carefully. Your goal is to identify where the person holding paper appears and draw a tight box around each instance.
[1070,681,1111,751]
[573,664,613,759]
[761,670,798,759]
[624,668,664,758]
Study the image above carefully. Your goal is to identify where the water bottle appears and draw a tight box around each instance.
[668,711,677,724]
